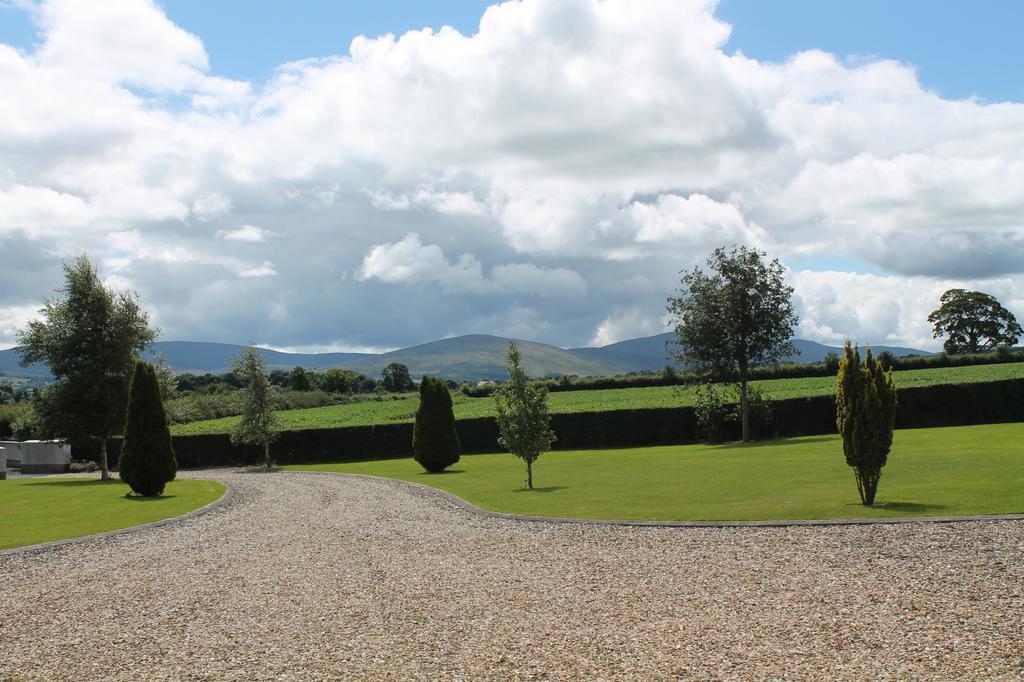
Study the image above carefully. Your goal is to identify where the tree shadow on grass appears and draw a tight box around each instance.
[420,469,466,475]
[848,501,947,513]
[713,435,836,450]
[512,486,568,493]
[23,479,123,487]
[122,495,177,502]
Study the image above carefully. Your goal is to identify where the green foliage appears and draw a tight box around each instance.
[230,347,280,469]
[667,245,798,441]
[151,353,177,402]
[290,366,312,391]
[170,362,1024,435]
[692,380,731,443]
[381,362,415,393]
[15,255,157,479]
[119,362,177,497]
[928,288,1022,354]
[412,376,461,473]
[493,342,555,489]
[836,342,898,506]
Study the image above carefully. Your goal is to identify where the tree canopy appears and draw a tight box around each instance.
[667,245,798,442]
[230,347,280,469]
[927,289,1022,354]
[16,255,158,479]
[119,361,177,497]
[493,342,555,490]
[381,362,415,393]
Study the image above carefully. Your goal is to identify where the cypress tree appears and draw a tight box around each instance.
[119,361,177,496]
[836,342,897,505]
[412,376,460,473]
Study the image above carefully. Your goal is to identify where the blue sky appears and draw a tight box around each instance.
[2,0,1023,351]
[4,1,1021,102]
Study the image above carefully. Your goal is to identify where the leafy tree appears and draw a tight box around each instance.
[151,353,177,402]
[493,342,555,489]
[667,245,798,442]
[16,255,158,479]
[381,362,415,393]
[928,289,1022,354]
[230,347,280,469]
[412,376,460,472]
[290,366,312,391]
[119,362,177,496]
[836,342,897,506]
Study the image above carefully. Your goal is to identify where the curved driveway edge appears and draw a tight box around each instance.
[0,479,234,558]
[294,469,1024,529]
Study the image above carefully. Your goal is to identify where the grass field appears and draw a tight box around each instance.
[0,478,226,551]
[171,362,1024,435]
[287,423,1024,522]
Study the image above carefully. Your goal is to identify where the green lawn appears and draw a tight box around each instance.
[0,478,226,551]
[171,362,1024,435]
[287,423,1024,522]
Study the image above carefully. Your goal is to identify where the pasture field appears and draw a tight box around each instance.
[170,361,1024,435]
[0,478,226,551]
[288,423,1024,522]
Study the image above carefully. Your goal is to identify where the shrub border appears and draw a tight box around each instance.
[0,477,233,558]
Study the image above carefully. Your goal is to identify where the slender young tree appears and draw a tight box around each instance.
[119,362,177,496]
[16,255,158,479]
[493,342,555,490]
[836,342,897,506]
[412,376,461,472]
[667,245,798,442]
[230,347,280,469]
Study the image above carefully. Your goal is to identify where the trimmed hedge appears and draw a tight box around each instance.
[82,379,1024,468]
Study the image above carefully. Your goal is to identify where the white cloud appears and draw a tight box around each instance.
[2,0,1024,350]
[218,225,274,242]
[356,233,586,297]
[590,307,667,347]
[191,192,233,221]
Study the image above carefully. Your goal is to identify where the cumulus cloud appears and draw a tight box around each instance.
[2,0,1023,351]
[356,233,586,298]
[217,225,274,242]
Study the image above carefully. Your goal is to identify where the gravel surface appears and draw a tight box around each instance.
[1,470,1022,681]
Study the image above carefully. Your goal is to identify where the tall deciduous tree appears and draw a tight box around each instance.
[381,362,415,393]
[667,245,798,442]
[927,289,1022,354]
[230,347,280,469]
[119,361,177,497]
[16,255,158,479]
[836,342,897,506]
[493,342,555,490]
[412,376,461,472]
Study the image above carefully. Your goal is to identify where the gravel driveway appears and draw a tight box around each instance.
[1,470,1022,680]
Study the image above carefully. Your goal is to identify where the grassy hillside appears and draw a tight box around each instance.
[340,334,620,380]
[170,361,1024,436]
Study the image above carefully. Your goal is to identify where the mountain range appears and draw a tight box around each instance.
[0,334,930,382]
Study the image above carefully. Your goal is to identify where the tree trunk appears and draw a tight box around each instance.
[526,460,533,490]
[739,371,750,443]
[99,437,110,481]
[263,440,272,470]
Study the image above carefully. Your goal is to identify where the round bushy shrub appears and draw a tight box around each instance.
[119,361,177,496]
[412,376,460,473]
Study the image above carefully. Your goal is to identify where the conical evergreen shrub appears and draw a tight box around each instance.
[836,342,897,506]
[412,376,460,473]
[120,361,177,496]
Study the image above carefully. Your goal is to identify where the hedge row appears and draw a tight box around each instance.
[85,379,1024,468]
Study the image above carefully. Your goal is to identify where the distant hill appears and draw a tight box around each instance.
[0,334,933,383]
[341,334,621,381]
[0,341,371,380]
[569,333,931,373]
[140,341,371,375]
